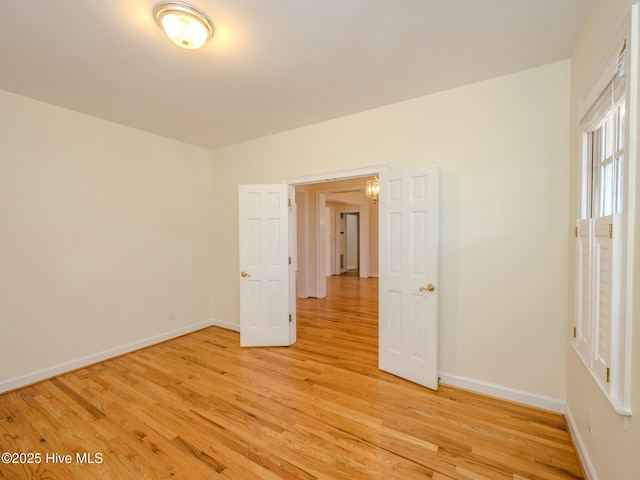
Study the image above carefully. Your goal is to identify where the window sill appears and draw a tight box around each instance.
[570,341,632,417]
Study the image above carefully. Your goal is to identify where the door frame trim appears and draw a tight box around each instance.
[284,164,389,186]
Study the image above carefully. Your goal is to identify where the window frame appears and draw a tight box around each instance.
[574,27,632,417]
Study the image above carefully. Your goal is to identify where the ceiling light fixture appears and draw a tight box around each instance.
[365,176,379,204]
[153,2,214,50]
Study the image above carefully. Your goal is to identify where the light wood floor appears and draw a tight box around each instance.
[0,275,584,479]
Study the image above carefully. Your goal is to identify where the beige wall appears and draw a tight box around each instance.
[211,60,571,403]
[567,1,640,478]
[0,90,215,389]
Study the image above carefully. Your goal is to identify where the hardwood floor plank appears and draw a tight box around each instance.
[49,378,106,420]
[0,275,584,479]
[170,436,227,474]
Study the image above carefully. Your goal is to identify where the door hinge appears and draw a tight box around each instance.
[288,256,292,265]
[573,327,577,338]
[606,368,610,383]
[574,226,578,238]
[609,224,613,239]
[288,199,292,207]
[289,314,292,323]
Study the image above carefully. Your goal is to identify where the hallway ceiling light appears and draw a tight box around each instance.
[153,2,214,50]
[365,176,379,203]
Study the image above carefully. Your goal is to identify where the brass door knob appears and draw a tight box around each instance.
[240,271,251,278]
[420,284,436,292]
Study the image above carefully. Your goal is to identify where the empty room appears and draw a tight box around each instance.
[1,1,639,479]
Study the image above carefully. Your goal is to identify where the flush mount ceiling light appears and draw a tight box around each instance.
[153,2,214,50]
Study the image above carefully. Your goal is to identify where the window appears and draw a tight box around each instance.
[574,39,630,415]
[582,83,625,219]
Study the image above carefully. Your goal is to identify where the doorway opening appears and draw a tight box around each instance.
[339,212,359,274]
[288,171,382,355]
[287,165,387,301]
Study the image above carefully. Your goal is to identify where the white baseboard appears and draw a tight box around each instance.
[210,318,240,332]
[564,405,598,480]
[0,320,216,394]
[438,372,566,413]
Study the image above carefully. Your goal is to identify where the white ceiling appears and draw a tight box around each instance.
[0,1,592,150]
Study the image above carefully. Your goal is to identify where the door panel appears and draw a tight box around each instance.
[239,185,292,347]
[379,164,439,390]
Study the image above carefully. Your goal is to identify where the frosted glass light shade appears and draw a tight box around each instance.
[154,2,213,50]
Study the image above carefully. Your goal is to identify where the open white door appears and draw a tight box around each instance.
[239,185,293,347]
[379,164,439,390]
